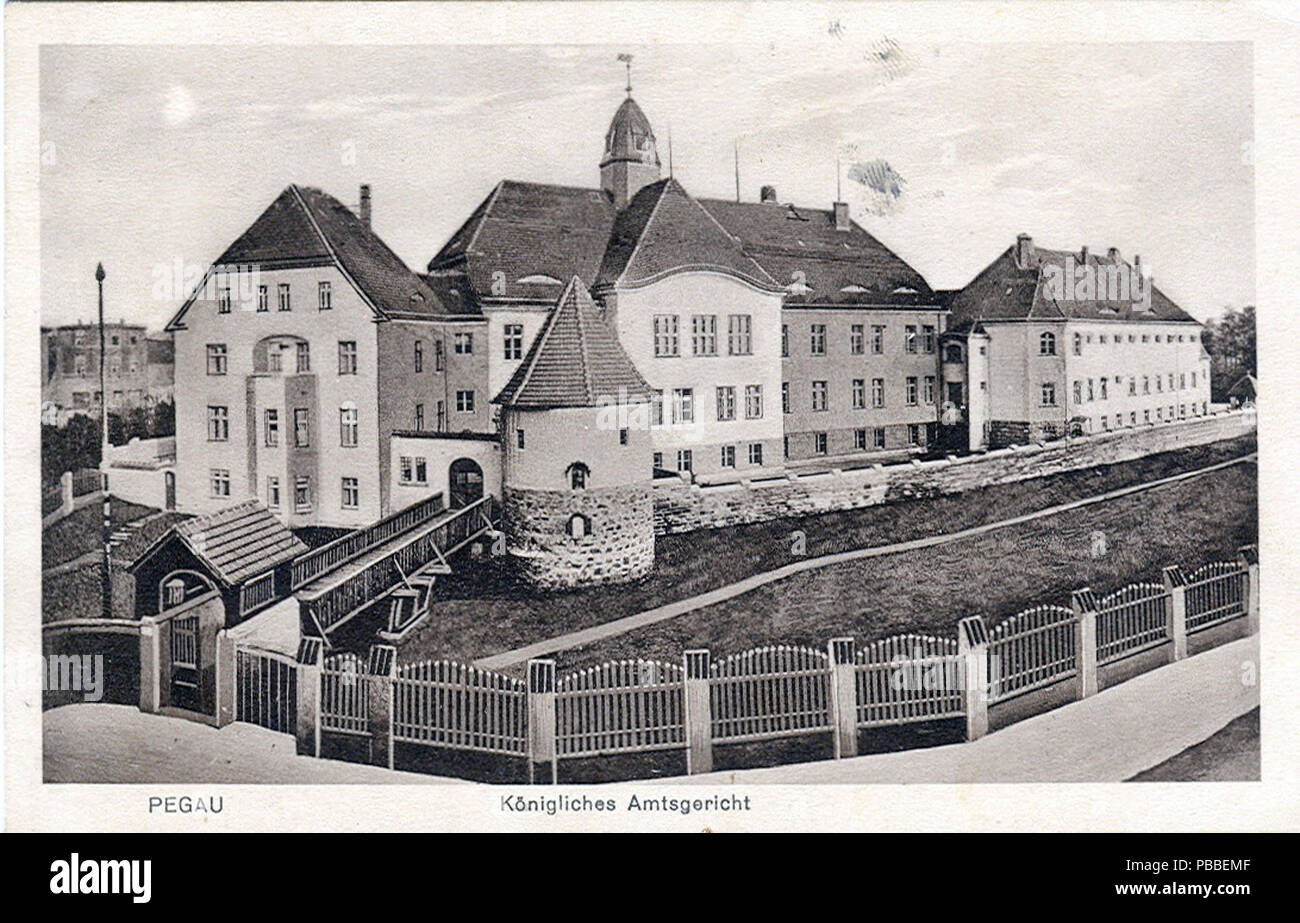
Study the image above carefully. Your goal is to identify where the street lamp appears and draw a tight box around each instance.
[96,262,111,618]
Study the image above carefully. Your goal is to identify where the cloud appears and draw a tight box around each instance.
[162,85,197,127]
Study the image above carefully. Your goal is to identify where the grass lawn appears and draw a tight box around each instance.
[42,499,157,569]
[1129,708,1260,782]
[392,435,1256,667]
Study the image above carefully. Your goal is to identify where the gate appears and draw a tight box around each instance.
[234,646,298,735]
[169,615,201,711]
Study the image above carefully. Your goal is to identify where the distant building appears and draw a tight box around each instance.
[41,322,174,426]
[943,235,1212,448]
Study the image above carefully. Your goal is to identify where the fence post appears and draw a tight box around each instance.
[1070,588,1099,699]
[527,659,557,784]
[1163,565,1188,662]
[295,637,324,756]
[138,617,160,714]
[60,471,74,513]
[683,649,713,775]
[365,645,397,770]
[957,617,989,741]
[1238,544,1260,635]
[215,629,236,727]
[828,638,858,759]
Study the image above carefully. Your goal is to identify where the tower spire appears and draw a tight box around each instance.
[618,53,633,95]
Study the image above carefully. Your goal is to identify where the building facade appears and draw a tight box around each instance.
[41,322,174,425]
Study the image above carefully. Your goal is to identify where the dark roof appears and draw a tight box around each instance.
[168,185,446,330]
[495,277,652,408]
[948,242,1199,325]
[698,197,934,304]
[602,96,660,167]
[131,500,307,587]
[426,178,935,307]
[596,179,778,290]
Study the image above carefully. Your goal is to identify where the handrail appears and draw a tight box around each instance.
[291,492,446,589]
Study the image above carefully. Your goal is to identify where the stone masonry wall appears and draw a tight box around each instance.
[653,410,1256,536]
[505,483,655,589]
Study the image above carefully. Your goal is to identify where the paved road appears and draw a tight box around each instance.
[475,453,1256,669]
[659,634,1260,784]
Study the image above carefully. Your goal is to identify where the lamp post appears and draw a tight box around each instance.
[96,262,111,618]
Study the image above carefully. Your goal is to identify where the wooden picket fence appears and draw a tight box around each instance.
[321,651,369,735]
[234,646,297,736]
[987,605,1078,701]
[1096,583,1169,664]
[1184,562,1248,633]
[555,660,684,757]
[855,635,964,728]
[392,660,528,756]
[709,646,833,743]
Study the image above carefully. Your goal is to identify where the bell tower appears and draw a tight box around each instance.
[600,73,662,210]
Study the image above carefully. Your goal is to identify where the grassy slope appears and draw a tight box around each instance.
[1128,708,1260,782]
[393,434,1256,665]
[554,461,1256,672]
[41,499,157,568]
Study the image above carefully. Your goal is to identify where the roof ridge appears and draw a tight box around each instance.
[463,180,504,258]
[615,180,671,286]
[571,280,596,403]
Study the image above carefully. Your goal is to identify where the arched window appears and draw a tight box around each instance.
[567,514,591,539]
[413,340,424,372]
[1039,332,1056,356]
[944,344,962,363]
[567,462,590,490]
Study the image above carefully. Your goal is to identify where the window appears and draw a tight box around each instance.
[257,286,268,312]
[217,287,232,314]
[945,343,962,363]
[267,347,283,373]
[923,376,936,404]
[210,469,230,498]
[1168,373,1175,391]
[1143,376,1150,394]
[338,341,357,375]
[854,429,867,451]
[782,382,790,414]
[907,424,921,446]
[850,324,864,355]
[871,325,885,355]
[1116,414,1123,428]
[436,401,446,432]
[745,385,763,419]
[619,428,628,445]
[295,476,311,511]
[1179,373,1186,390]
[1073,332,1083,356]
[781,325,789,357]
[567,514,591,539]
[652,390,664,427]
[672,388,694,424]
[716,386,736,421]
[318,281,332,311]
[1073,380,1083,404]
[267,477,281,510]
[1099,334,1107,344]
[922,325,936,354]
[296,341,310,373]
[1191,372,1197,388]
[653,452,664,471]
[906,377,918,406]
[1129,377,1137,396]
[1042,383,1057,406]
[1100,378,1108,400]
[568,463,589,489]
[414,341,424,372]
[721,445,736,468]
[783,436,790,459]
[905,325,918,354]
[1154,335,1161,343]
[676,449,693,472]
[264,409,279,447]
[692,315,717,356]
[277,283,291,311]
[456,390,475,413]
[653,315,679,357]
[813,432,828,455]
[516,429,525,449]
[293,408,310,447]
[1156,374,1163,392]
[852,378,866,409]
[414,403,425,431]
[748,443,764,465]
[1130,412,1138,425]
[1101,417,1109,430]
[871,378,885,408]
[206,343,227,375]
[873,427,886,449]
[454,332,474,354]
[1144,410,1151,424]
[341,477,358,509]
[434,340,445,371]
[339,405,358,447]
[1087,379,1095,402]
[1039,332,1056,355]
[207,405,229,442]
[811,380,828,411]
[399,456,428,485]
[727,315,752,355]
[504,324,523,360]
[810,324,827,356]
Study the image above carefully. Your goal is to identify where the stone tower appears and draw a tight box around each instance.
[600,96,662,211]
[496,277,656,589]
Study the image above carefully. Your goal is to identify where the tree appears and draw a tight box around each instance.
[151,399,175,438]
[1202,305,1255,401]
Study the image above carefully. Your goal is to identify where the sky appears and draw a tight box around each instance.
[39,40,1253,329]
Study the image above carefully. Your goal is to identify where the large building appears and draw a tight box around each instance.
[943,234,1210,448]
[41,322,174,425]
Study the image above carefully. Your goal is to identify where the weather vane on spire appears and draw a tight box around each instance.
[618,53,633,95]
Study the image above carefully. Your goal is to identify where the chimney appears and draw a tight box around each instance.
[1079,245,1089,265]
[760,185,778,204]
[833,201,850,232]
[1107,247,1120,261]
[359,184,371,227]
[1015,233,1034,269]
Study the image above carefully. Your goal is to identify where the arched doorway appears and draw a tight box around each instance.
[449,458,484,509]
